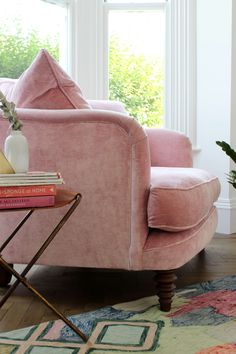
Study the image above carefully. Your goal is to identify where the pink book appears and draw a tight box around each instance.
[0,195,55,209]
[0,184,56,198]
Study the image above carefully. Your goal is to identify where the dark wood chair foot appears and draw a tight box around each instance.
[154,270,177,312]
[0,264,13,286]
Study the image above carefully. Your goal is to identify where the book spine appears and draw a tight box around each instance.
[0,195,55,209]
[0,185,56,198]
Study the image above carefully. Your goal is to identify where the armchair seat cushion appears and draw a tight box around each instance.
[147,167,220,231]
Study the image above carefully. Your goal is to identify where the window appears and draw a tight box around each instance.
[106,1,166,127]
[0,0,68,78]
[71,0,196,145]
[0,0,196,145]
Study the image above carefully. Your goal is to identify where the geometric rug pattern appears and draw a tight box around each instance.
[0,275,236,353]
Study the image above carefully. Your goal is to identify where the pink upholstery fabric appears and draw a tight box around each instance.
[145,128,193,167]
[0,79,126,114]
[0,109,150,270]
[0,78,16,99]
[0,97,220,273]
[8,49,90,109]
[148,167,220,231]
[88,100,127,114]
[143,207,217,270]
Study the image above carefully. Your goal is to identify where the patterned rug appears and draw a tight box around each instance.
[1,275,236,353]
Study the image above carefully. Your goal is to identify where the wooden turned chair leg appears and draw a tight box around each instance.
[0,264,13,286]
[154,270,177,312]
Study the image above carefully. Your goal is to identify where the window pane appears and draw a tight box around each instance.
[0,0,67,79]
[108,10,165,127]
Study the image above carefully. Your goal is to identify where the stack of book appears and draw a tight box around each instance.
[0,172,64,209]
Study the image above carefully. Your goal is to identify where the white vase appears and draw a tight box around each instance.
[4,130,29,173]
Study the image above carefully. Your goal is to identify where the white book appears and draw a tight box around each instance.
[0,172,61,179]
[0,171,64,186]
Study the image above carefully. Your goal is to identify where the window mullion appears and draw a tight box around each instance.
[165,0,197,148]
[68,0,106,99]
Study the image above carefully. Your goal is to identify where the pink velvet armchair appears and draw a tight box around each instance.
[0,100,220,311]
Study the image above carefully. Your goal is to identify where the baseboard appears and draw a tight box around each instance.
[215,198,236,234]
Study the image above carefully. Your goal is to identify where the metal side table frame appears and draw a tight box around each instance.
[0,189,87,342]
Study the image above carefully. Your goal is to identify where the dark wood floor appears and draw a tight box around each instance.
[0,233,235,333]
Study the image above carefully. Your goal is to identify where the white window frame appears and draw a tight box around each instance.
[165,0,197,148]
[66,0,197,147]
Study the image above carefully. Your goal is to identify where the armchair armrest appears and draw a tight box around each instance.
[0,108,149,184]
[0,108,150,270]
[145,128,193,167]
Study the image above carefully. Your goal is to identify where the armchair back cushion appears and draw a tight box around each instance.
[145,128,193,167]
[0,78,127,114]
[0,78,16,99]
[0,49,90,110]
[88,100,127,114]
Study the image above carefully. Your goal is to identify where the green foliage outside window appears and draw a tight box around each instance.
[0,24,59,79]
[109,37,164,127]
[0,28,164,128]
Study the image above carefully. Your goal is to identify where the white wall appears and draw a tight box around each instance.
[196,0,236,233]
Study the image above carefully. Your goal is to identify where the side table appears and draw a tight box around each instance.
[0,189,87,342]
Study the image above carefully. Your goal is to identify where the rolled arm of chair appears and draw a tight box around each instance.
[0,108,148,173]
[145,128,193,167]
[0,108,151,270]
